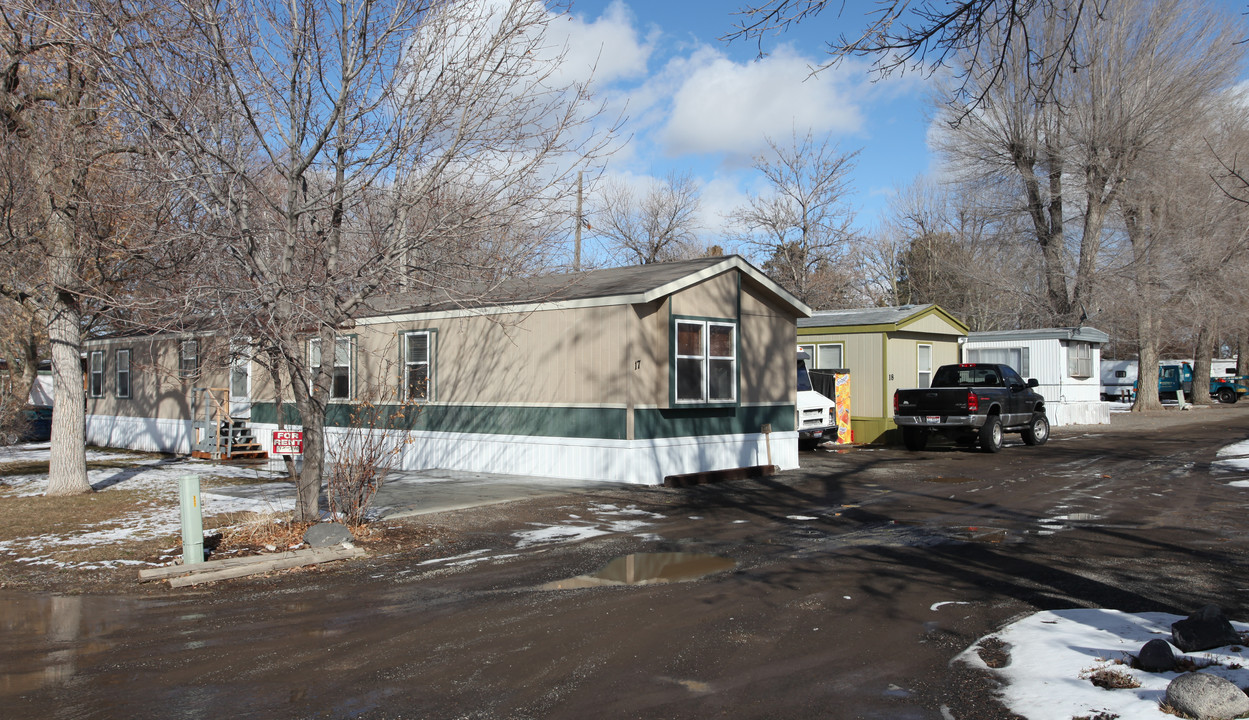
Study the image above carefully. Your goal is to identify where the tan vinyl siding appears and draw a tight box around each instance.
[797,331,884,418]
[84,335,227,421]
[739,285,795,405]
[629,299,668,409]
[669,271,737,318]
[356,304,632,406]
[902,313,967,336]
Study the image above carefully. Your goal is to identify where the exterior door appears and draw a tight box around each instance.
[230,345,251,419]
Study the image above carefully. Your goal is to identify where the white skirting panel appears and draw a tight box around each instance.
[1050,401,1110,426]
[249,423,799,486]
[86,414,194,454]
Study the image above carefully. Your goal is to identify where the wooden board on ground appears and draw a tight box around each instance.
[138,546,365,587]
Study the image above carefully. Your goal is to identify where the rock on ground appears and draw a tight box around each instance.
[1166,672,1249,720]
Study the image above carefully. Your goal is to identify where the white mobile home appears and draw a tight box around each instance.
[963,327,1110,426]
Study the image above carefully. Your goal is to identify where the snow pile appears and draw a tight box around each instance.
[958,609,1249,720]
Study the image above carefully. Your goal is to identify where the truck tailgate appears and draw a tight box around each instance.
[895,388,974,417]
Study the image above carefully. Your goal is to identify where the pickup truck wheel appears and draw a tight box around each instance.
[902,427,928,451]
[1218,387,1237,404]
[978,416,1003,453]
[1021,414,1050,446]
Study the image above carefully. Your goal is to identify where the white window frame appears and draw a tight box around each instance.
[917,343,933,389]
[674,318,737,405]
[1068,342,1093,379]
[967,347,1030,377]
[309,336,354,400]
[816,343,844,370]
[179,340,199,379]
[402,331,433,402]
[89,350,104,398]
[115,349,131,399]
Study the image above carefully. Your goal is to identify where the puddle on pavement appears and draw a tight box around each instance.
[0,592,143,695]
[922,476,978,484]
[946,526,1011,543]
[541,552,735,590]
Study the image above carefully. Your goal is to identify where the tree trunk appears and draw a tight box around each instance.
[16,327,41,406]
[291,386,324,522]
[1191,323,1214,405]
[44,286,90,496]
[1125,205,1163,412]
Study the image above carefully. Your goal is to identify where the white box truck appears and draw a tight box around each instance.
[797,347,838,448]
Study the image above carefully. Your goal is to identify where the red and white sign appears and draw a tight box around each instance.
[272,430,304,455]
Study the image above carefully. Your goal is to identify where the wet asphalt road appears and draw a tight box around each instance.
[6,408,1249,719]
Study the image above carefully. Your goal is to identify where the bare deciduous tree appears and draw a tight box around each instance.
[724,0,1093,111]
[109,0,611,520]
[591,171,702,265]
[731,132,859,308]
[935,0,1244,326]
[0,1,174,495]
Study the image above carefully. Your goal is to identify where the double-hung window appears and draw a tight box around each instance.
[179,340,199,379]
[116,349,131,399]
[89,351,104,398]
[917,343,933,388]
[309,337,353,400]
[402,331,432,401]
[966,347,1030,376]
[675,319,737,404]
[1068,342,1093,378]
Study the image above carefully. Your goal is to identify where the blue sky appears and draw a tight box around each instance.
[548,0,1249,261]
[549,0,948,254]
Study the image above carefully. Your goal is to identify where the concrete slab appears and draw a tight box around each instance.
[205,468,644,520]
[375,469,641,519]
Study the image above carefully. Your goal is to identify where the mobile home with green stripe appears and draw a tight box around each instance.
[84,256,812,484]
[797,304,969,444]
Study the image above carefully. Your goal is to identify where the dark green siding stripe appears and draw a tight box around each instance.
[634,404,795,440]
[250,402,627,440]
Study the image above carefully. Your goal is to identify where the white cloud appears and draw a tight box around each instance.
[551,0,656,87]
[660,45,866,158]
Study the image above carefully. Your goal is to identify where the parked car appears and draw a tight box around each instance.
[893,363,1048,453]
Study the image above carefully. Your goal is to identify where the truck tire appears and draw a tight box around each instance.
[978,415,1003,453]
[902,427,928,451]
[1218,387,1237,404]
[1021,414,1049,446]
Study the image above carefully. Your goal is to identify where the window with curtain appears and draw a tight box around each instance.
[309,337,353,399]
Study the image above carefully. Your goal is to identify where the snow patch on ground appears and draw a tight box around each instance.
[1213,439,1249,477]
[0,443,291,569]
[959,609,1249,720]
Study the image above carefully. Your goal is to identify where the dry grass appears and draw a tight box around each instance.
[213,511,314,553]
[1086,667,1141,690]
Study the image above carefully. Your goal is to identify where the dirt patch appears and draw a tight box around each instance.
[976,637,1011,668]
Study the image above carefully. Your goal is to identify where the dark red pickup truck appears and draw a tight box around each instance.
[893,363,1049,453]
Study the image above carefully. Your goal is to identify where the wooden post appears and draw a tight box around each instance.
[762,423,772,467]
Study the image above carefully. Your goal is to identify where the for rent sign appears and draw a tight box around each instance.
[272,430,304,455]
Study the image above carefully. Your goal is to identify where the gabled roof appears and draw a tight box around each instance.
[797,304,969,334]
[967,327,1110,345]
[356,255,811,323]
